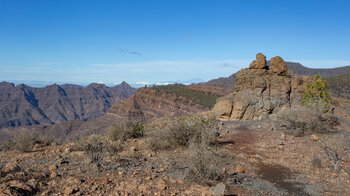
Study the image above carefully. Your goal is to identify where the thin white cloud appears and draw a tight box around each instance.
[155,82,171,85]
[136,81,150,85]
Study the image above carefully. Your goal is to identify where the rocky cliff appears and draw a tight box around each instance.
[212,53,311,121]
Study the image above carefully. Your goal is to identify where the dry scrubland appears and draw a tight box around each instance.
[1,108,350,195]
[1,54,350,195]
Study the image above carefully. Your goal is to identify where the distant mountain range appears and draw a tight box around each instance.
[0,81,136,128]
[207,62,350,89]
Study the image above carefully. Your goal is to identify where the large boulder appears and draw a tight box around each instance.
[212,95,233,121]
[270,56,288,75]
[212,53,310,121]
[249,53,267,69]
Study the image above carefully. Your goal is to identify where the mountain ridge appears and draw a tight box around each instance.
[0,81,137,128]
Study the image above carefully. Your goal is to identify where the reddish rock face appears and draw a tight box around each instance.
[213,53,311,121]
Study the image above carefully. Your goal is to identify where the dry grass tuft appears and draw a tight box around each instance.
[147,114,220,151]
[274,107,338,137]
[14,132,36,153]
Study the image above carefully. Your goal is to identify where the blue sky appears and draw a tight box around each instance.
[1,0,350,86]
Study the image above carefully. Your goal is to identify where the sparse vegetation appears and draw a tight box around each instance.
[107,121,144,142]
[152,84,219,108]
[147,114,232,183]
[302,74,332,112]
[275,107,338,137]
[171,143,225,183]
[35,132,55,147]
[79,134,108,170]
[106,140,124,155]
[14,132,36,153]
[320,135,349,171]
[148,114,220,151]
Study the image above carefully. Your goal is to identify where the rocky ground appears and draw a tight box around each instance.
[1,119,350,196]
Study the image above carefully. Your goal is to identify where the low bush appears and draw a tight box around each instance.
[79,134,108,170]
[106,140,124,155]
[35,133,54,147]
[107,121,144,142]
[320,135,349,171]
[274,107,338,137]
[148,114,220,151]
[169,142,234,184]
[79,134,124,170]
[14,132,36,153]
[181,143,223,182]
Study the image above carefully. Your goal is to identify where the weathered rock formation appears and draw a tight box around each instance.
[212,54,311,121]
[249,53,267,69]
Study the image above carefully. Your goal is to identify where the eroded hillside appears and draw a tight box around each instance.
[108,84,230,121]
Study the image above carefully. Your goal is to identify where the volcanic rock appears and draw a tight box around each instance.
[213,54,311,121]
[270,56,288,75]
[249,53,267,69]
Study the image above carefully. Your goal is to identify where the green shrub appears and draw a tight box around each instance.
[302,74,331,112]
[148,115,220,151]
[107,121,144,142]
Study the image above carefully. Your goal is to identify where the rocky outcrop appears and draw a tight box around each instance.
[212,54,311,121]
[270,56,288,75]
[249,53,267,69]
